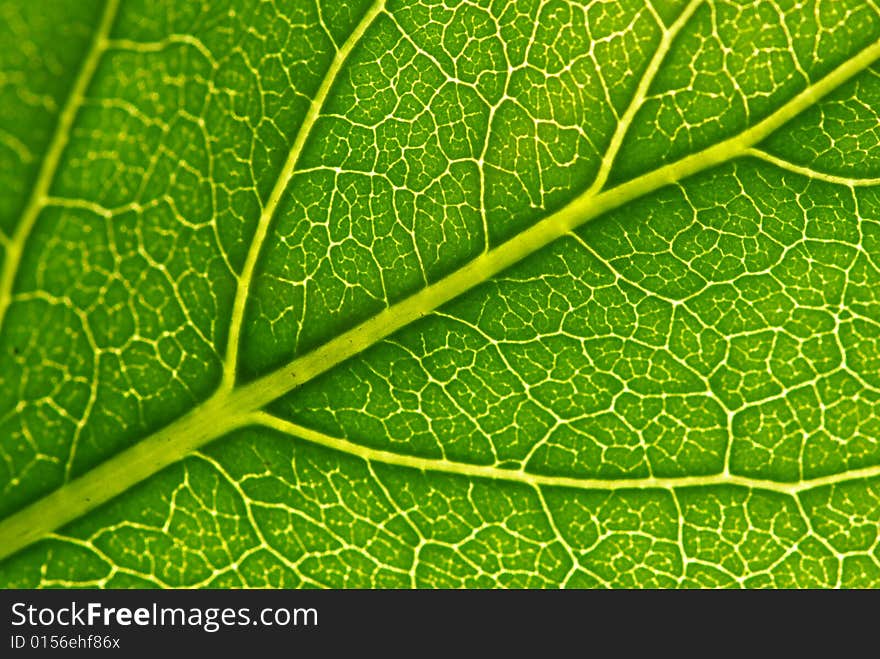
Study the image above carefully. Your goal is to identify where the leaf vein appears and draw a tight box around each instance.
[0,0,120,333]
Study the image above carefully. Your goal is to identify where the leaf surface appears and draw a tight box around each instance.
[1,0,880,587]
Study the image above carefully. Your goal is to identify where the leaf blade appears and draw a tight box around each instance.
[2,0,880,587]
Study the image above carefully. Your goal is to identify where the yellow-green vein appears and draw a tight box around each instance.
[220,0,387,389]
[0,0,120,333]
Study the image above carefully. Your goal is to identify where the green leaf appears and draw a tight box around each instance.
[1,0,879,588]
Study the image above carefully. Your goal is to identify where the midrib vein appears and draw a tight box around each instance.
[0,0,120,333]
[221,0,387,388]
[2,35,880,563]
[235,35,880,410]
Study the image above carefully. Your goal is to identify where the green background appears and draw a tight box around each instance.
[1,0,879,587]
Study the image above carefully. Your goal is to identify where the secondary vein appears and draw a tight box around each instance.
[220,0,387,389]
[251,412,880,495]
[0,0,120,334]
[586,0,704,196]
[746,147,880,187]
